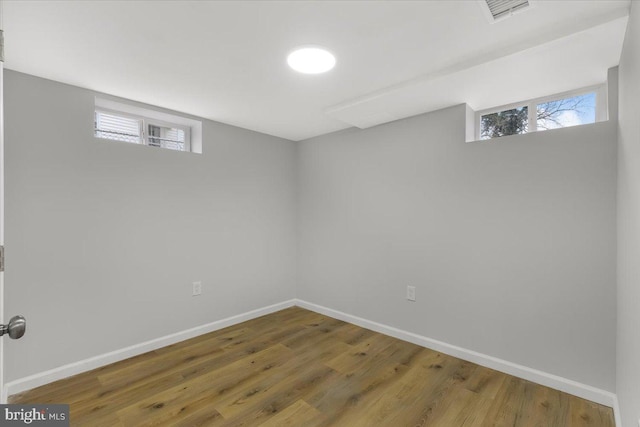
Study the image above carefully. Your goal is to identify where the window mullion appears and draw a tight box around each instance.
[141,119,147,146]
[528,101,537,133]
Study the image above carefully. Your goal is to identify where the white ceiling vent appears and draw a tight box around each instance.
[480,0,532,23]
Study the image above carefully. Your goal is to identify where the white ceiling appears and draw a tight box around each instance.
[3,0,631,141]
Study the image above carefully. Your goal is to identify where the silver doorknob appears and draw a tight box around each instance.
[0,315,26,339]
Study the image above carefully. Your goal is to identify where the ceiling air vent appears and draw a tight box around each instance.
[481,0,531,22]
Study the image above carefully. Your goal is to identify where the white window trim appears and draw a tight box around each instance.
[475,84,607,141]
[95,97,203,154]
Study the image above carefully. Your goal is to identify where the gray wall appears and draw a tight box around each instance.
[3,71,297,382]
[297,104,617,391]
[617,2,640,425]
[3,67,619,397]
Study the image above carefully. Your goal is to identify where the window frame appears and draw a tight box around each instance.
[94,97,203,154]
[95,108,191,152]
[475,84,607,141]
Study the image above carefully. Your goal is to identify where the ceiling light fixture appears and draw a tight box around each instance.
[287,46,336,74]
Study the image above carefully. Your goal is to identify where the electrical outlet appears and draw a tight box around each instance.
[192,281,202,296]
[406,286,416,302]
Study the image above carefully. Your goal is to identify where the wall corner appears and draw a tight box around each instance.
[465,104,476,142]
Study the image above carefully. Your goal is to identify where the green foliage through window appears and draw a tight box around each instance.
[480,106,528,139]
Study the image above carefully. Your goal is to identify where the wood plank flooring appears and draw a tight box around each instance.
[10,307,615,426]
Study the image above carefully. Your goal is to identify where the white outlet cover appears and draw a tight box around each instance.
[192,281,202,296]
[407,286,416,302]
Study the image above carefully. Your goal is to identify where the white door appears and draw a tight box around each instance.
[1,29,6,404]
[0,25,27,405]
[0,28,6,404]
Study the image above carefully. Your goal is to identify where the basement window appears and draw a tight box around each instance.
[95,111,190,152]
[94,98,202,153]
[94,111,142,144]
[476,85,606,141]
[536,92,596,132]
[480,105,529,139]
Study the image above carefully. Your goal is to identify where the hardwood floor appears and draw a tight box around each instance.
[10,307,615,426]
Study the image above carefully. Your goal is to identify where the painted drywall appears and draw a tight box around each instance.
[2,66,619,399]
[617,1,640,425]
[297,104,617,391]
[2,70,297,382]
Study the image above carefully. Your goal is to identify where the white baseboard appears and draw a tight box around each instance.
[4,297,620,426]
[3,299,296,399]
[613,396,622,427]
[295,299,618,410]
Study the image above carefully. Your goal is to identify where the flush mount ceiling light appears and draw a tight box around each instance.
[287,47,336,74]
